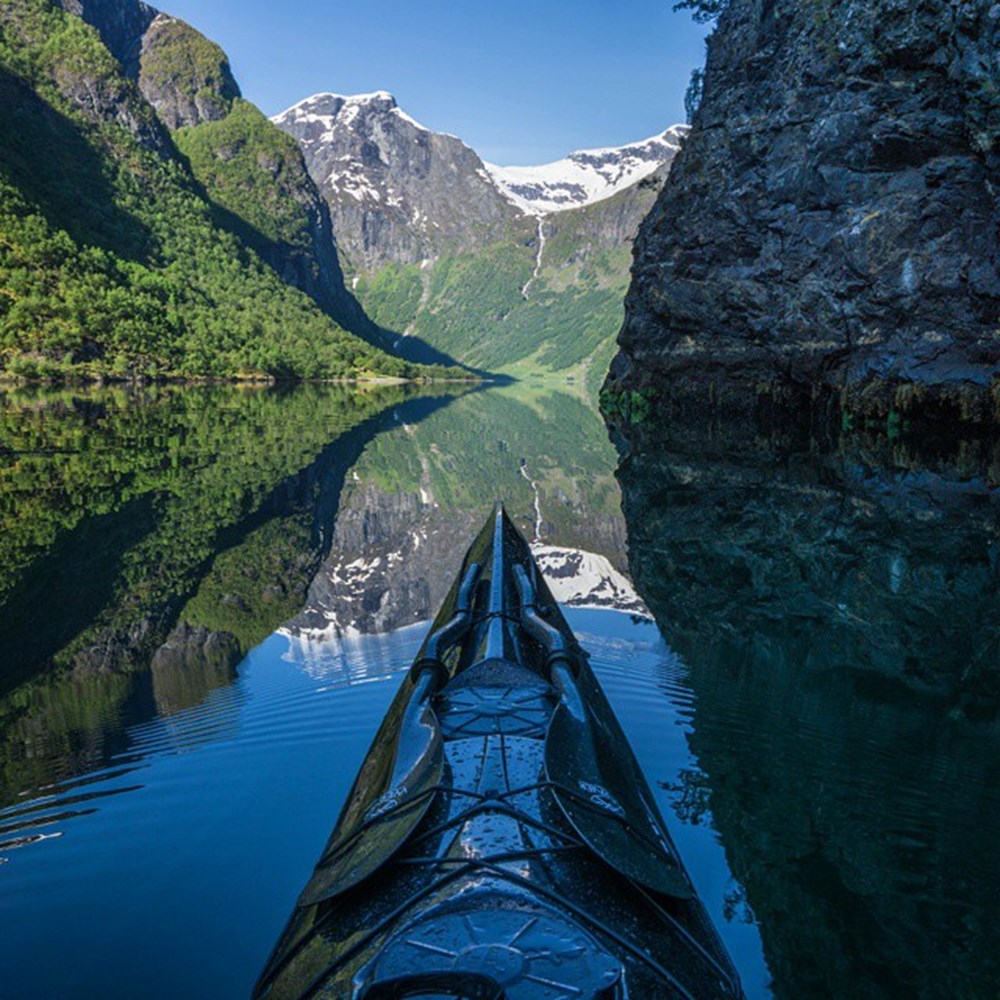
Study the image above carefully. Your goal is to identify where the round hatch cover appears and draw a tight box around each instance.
[362,901,622,998]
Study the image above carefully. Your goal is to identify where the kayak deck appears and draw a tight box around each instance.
[255,508,744,999]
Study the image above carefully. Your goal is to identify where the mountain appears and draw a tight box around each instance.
[606,0,1000,424]
[0,0,426,381]
[67,0,398,351]
[273,92,523,272]
[485,128,687,215]
[275,92,685,384]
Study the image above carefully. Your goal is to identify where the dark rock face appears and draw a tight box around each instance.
[38,1,171,156]
[615,415,1000,996]
[610,0,1000,420]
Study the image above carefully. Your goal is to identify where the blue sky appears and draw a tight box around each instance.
[159,0,710,164]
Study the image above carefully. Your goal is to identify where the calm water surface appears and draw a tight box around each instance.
[1,382,997,998]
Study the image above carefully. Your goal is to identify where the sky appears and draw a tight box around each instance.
[158,0,711,164]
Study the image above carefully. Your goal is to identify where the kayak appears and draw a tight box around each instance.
[255,506,744,999]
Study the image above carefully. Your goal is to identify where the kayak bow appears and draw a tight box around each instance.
[255,507,744,999]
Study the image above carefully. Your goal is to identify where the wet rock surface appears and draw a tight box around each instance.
[610,0,1000,419]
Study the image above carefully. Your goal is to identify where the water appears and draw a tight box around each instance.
[617,417,1000,999]
[1,382,997,998]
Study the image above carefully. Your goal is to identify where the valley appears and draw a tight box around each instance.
[274,91,685,386]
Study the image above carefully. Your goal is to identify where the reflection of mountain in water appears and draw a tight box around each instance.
[0,383,459,804]
[281,622,428,691]
[286,385,638,639]
[617,417,1000,998]
[531,545,647,615]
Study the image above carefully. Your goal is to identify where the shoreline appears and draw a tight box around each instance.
[0,372,485,389]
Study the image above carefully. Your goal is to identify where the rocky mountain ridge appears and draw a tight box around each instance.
[274,91,685,261]
[58,0,240,128]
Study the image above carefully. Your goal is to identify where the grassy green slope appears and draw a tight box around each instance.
[0,1,430,381]
[352,181,659,386]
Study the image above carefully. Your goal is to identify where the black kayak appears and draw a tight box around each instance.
[255,507,744,999]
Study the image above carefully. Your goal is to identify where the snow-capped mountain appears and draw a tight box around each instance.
[273,91,685,266]
[273,91,519,270]
[273,89,686,374]
[484,127,688,216]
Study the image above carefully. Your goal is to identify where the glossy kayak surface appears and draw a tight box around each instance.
[255,508,744,999]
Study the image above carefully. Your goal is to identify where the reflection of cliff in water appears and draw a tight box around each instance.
[287,385,639,639]
[617,419,1000,998]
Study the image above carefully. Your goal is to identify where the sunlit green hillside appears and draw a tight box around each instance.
[0,1,435,380]
[353,180,662,392]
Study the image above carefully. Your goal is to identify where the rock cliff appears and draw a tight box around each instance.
[58,0,240,127]
[137,12,240,129]
[58,0,157,78]
[608,0,1000,422]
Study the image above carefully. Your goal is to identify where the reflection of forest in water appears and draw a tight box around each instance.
[288,383,631,637]
[618,416,1000,998]
[0,383,450,804]
[0,382,629,807]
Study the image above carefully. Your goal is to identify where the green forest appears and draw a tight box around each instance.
[351,181,652,394]
[0,1,445,381]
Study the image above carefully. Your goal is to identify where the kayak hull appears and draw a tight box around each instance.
[256,508,744,999]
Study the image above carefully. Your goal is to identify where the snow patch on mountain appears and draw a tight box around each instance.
[486,127,688,215]
[275,91,686,221]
